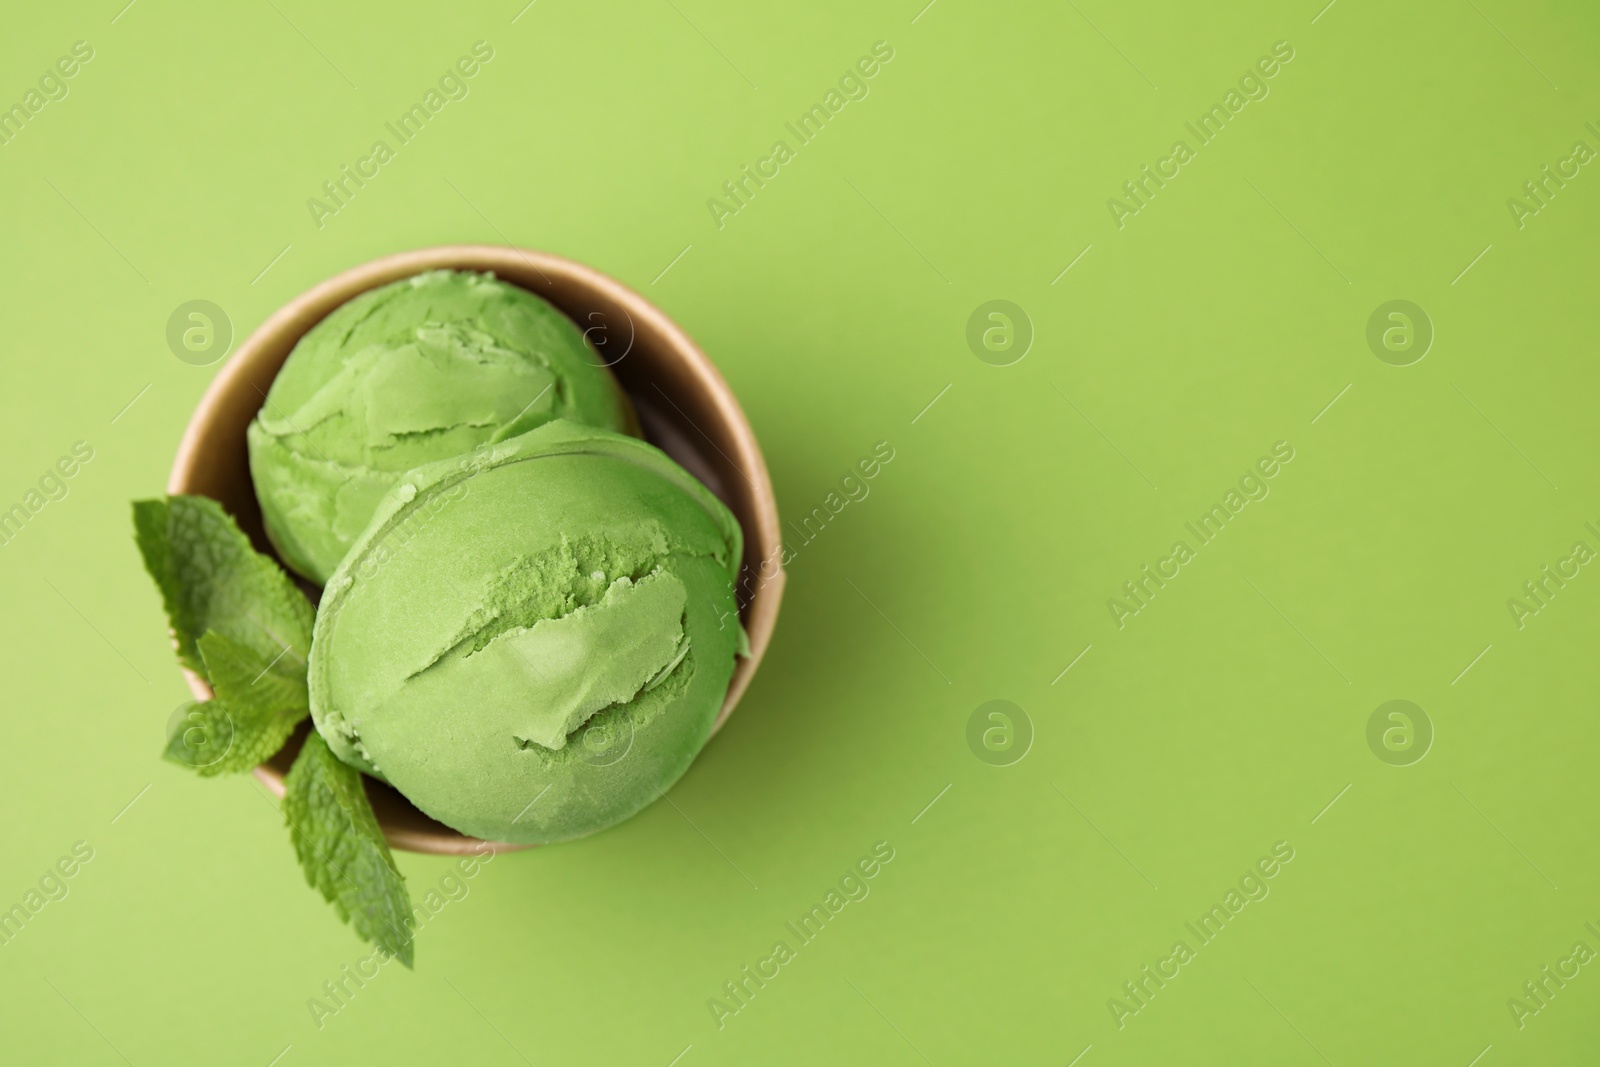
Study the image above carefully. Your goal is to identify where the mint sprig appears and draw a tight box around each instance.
[161,631,310,776]
[285,733,416,968]
[133,495,312,676]
[135,494,415,964]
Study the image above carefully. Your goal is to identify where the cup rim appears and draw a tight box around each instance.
[166,244,785,854]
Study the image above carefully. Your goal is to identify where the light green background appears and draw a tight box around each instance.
[1,0,1597,1063]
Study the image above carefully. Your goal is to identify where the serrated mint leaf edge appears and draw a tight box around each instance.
[131,495,314,681]
[284,733,415,968]
[134,498,205,675]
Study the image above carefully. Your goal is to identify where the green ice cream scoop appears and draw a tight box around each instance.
[247,269,635,584]
[308,420,745,845]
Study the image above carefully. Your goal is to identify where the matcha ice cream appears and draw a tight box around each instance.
[308,420,744,845]
[248,270,635,584]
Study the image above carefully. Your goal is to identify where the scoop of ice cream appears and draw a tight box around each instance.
[307,420,745,845]
[248,270,635,584]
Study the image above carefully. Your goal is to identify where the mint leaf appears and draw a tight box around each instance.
[161,632,310,776]
[202,629,307,715]
[135,498,405,960]
[162,700,238,772]
[133,496,312,680]
[133,496,314,777]
[284,732,415,967]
